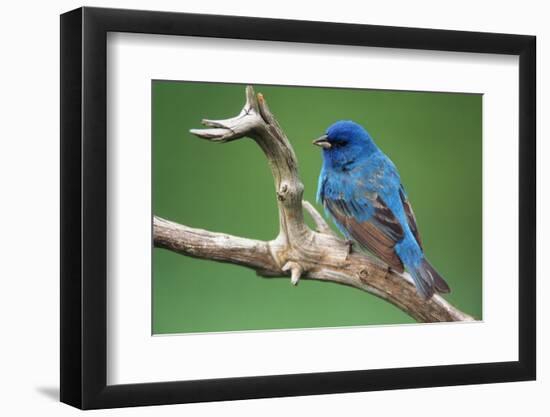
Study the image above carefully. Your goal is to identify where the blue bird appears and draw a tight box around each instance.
[313,120,450,299]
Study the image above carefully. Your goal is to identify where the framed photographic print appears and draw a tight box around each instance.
[60,6,536,409]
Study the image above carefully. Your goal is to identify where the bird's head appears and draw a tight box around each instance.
[313,120,376,169]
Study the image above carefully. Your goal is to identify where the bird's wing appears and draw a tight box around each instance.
[399,185,423,250]
[324,193,405,273]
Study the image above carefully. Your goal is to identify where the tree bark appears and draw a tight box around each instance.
[153,86,474,323]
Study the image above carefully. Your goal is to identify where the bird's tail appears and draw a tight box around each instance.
[409,259,451,300]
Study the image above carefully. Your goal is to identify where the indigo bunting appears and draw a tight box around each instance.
[314,120,450,299]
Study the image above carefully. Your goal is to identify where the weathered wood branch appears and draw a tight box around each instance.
[303,200,337,236]
[155,86,473,323]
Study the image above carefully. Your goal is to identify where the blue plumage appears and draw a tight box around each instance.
[314,120,450,299]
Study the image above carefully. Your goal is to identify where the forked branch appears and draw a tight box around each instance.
[154,86,473,323]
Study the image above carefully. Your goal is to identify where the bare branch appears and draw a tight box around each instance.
[303,200,337,237]
[154,216,278,272]
[282,261,303,286]
[155,86,474,323]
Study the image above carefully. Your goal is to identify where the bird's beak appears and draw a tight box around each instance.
[312,135,331,149]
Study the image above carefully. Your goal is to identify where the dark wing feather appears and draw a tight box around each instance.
[325,196,405,273]
[371,195,404,243]
[399,186,423,249]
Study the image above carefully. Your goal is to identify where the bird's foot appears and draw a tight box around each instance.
[345,239,354,255]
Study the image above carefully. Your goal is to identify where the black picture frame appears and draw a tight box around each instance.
[60,6,536,410]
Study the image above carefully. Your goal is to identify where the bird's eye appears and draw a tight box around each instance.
[332,140,348,148]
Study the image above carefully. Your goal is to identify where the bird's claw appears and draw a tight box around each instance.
[345,239,354,254]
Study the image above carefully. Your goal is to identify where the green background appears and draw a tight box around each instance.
[152,81,482,334]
